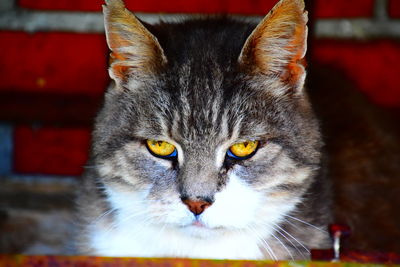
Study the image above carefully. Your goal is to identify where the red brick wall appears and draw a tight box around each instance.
[14,126,90,175]
[312,40,400,107]
[389,0,400,17]
[18,0,374,17]
[0,32,108,95]
[1,0,399,176]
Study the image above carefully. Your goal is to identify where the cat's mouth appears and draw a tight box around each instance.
[179,220,220,238]
[179,218,228,237]
[191,220,207,228]
[181,218,208,229]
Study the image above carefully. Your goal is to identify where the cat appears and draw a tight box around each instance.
[75,0,332,260]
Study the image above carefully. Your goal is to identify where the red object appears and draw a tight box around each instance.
[18,0,373,17]
[312,40,400,107]
[313,0,374,18]
[0,31,108,95]
[329,224,351,237]
[18,0,276,15]
[18,0,104,12]
[389,0,400,17]
[14,125,91,175]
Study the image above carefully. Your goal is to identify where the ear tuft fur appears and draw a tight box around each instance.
[103,0,167,84]
[239,0,308,93]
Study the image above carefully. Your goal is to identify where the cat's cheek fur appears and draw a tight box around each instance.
[201,174,263,228]
[97,142,174,186]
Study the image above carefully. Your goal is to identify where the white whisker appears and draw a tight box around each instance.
[246,225,277,260]
[284,214,327,233]
[272,222,310,254]
[91,207,117,225]
[272,226,308,260]
[102,208,151,236]
[269,228,294,260]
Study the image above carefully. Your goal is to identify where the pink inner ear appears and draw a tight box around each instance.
[110,51,129,79]
[111,63,130,79]
[286,59,306,85]
[107,30,131,78]
[284,23,307,85]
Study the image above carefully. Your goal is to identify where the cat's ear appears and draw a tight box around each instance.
[238,0,308,93]
[103,0,167,84]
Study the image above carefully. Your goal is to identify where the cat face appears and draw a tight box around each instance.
[85,0,326,258]
[94,71,320,238]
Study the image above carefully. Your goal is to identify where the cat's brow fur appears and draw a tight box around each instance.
[76,0,331,260]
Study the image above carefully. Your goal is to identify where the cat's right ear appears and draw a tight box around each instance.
[103,0,167,85]
[238,0,308,95]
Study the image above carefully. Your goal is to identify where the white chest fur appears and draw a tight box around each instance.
[90,223,264,259]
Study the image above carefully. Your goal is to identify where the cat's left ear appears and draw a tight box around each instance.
[103,0,167,84]
[238,0,308,94]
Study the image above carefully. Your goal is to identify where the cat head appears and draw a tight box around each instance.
[94,0,320,243]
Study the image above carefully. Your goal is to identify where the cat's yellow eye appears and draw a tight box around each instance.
[228,141,259,159]
[146,140,177,158]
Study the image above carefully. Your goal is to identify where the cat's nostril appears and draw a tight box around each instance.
[182,199,212,215]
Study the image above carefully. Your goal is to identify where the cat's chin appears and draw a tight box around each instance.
[178,220,226,239]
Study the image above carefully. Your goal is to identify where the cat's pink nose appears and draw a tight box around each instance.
[182,199,211,215]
